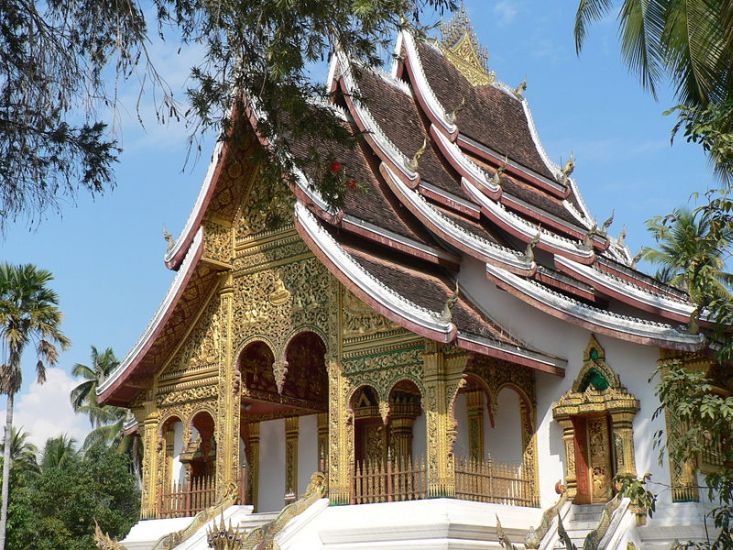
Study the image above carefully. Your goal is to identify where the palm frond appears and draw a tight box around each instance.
[574,0,615,53]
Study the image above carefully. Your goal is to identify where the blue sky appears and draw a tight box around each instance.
[0,1,713,447]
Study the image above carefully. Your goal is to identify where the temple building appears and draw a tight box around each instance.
[98,11,728,550]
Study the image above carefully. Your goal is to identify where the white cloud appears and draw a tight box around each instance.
[493,1,519,25]
[4,368,90,450]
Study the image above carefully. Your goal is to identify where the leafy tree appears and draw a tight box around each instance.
[5,439,139,550]
[1,0,455,229]
[0,264,69,550]
[0,428,38,478]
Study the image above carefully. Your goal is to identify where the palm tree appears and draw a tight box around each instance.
[70,346,121,428]
[0,263,69,550]
[643,207,733,326]
[0,427,39,477]
[40,435,77,471]
[574,0,733,107]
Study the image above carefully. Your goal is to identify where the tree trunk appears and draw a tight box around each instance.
[0,391,15,550]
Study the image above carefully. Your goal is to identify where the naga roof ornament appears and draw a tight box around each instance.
[439,5,495,86]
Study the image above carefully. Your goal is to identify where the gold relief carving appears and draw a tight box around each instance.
[269,273,291,306]
[160,294,222,384]
[203,219,233,265]
[233,256,331,358]
[157,385,218,407]
[342,290,398,339]
[236,180,295,240]
[440,8,495,87]
[247,422,261,509]
[285,417,299,497]
[587,416,612,501]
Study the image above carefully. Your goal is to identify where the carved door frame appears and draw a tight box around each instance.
[553,336,640,503]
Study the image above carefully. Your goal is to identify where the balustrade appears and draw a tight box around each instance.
[351,454,537,507]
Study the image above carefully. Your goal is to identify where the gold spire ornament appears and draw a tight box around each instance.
[440,5,495,86]
[560,156,575,182]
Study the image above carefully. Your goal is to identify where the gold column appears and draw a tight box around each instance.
[285,417,299,498]
[558,418,577,499]
[390,417,416,460]
[609,411,637,476]
[216,273,239,498]
[328,359,351,504]
[423,341,455,497]
[317,413,328,471]
[247,422,261,510]
[466,390,484,461]
[519,397,539,506]
[137,404,160,518]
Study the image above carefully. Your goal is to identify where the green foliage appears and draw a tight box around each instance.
[652,362,733,549]
[668,101,733,183]
[574,0,733,106]
[5,439,139,550]
[613,473,657,516]
[1,0,455,228]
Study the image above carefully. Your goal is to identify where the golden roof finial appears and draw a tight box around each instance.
[439,4,495,86]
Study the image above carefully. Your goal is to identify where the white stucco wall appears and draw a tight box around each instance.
[258,418,286,512]
[172,421,185,485]
[458,257,673,508]
[298,414,319,496]
[486,389,523,464]
[412,410,427,462]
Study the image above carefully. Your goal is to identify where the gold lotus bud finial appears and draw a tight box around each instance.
[407,138,428,172]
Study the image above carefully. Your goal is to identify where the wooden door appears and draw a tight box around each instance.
[573,415,613,503]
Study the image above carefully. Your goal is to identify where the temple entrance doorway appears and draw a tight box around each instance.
[237,331,328,512]
[573,413,614,504]
[553,336,640,504]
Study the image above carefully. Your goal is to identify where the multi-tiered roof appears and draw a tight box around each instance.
[98,15,705,406]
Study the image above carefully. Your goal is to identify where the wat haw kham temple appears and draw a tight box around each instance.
[96,11,729,550]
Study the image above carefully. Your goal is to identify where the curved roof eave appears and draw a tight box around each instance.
[485,262,706,351]
[97,228,205,403]
[295,201,566,374]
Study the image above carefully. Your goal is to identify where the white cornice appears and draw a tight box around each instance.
[485,262,705,347]
[400,31,458,136]
[431,127,500,195]
[555,256,702,319]
[380,165,533,273]
[462,178,595,260]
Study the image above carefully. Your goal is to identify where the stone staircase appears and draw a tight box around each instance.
[554,503,605,549]
[237,510,280,538]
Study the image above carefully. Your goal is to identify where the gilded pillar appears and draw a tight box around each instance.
[317,413,328,471]
[609,411,636,476]
[390,417,416,461]
[137,404,160,518]
[558,418,577,499]
[520,397,539,506]
[328,359,351,504]
[247,422,261,509]
[465,390,484,461]
[423,342,466,497]
[285,417,299,498]
[216,273,239,498]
